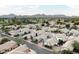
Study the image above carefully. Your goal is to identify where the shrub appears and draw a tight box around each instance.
[41,23,45,26]
[73,41,79,53]
[47,35,50,39]
[53,46,61,54]
[44,45,52,49]
[31,39,38,44]
[51,29,62,33]
[24,32,27,35]
[30,36,33,40]
[36,33,38,36]
[61,50,73,54]
[14,34,19,37]
[74,22,79,25]
[24,36,28,40]
[46,21,50,26]
[0,38,10,44]
[56,20,65,25]
[65,24,70,29]
[58,39,65,46]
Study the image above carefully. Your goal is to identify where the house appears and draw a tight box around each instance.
[44,38,58,48]
[61,40,74,51]
[9,30,19,37]
[33,34,47,43]
[7,44,36,54]
[35,30,45,36]
[55,33,68,41]
[0,40,18,53]
[26,24,36,29]
[68,36,77,41]
[69,29,79,36]
[42,27,50,32]
[61,36,79,51]
[44,36,58,47]
[23,33,36,40]
[59,28,69,34]
[18,28,31,34]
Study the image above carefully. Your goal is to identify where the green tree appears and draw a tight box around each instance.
[73,41,79,53]
[15,36,25,45]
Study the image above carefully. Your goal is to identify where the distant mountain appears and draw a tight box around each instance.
[0,14,16,18]
[26,14,68,18]
[0,14,70,18]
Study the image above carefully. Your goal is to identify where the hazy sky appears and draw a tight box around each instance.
[0,0,79,16]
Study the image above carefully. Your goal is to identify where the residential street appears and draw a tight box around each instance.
[25,41,53,54]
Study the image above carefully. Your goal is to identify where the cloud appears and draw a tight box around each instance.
[65,5,79,16]
[0,0,79,16]
[0,5,41,15]
[0,0,79,6]
[0,5,79,16]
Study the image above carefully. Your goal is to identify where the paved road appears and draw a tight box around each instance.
[25,41,53,54]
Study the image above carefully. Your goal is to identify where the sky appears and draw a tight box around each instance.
[0,0,79,16]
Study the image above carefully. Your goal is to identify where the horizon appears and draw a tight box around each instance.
[0,13,79,17]
[0,13,76,17]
